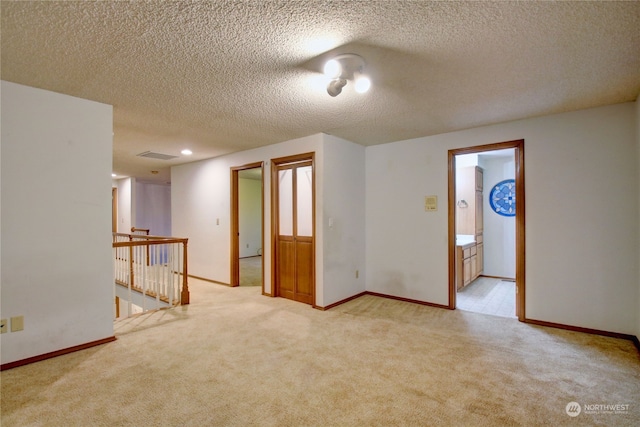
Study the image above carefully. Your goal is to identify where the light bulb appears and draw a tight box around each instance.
[323,59,341,78]
[354,75,371,94]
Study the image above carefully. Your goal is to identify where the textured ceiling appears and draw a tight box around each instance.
[2,1,639,183]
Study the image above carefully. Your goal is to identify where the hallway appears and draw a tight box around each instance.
[239,256,262,287]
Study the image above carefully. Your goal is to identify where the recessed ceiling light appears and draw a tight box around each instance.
[181,149,193,155]
[111,173,117,177]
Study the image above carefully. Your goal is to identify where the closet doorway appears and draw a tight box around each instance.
[231,162,264,290]
[448,140,525,320]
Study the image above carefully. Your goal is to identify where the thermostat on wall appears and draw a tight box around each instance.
[424,195,437,211]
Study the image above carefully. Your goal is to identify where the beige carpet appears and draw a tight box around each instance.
[239,255,262,287]
[1,278,639,426]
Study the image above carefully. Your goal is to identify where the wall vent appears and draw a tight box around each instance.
[136,151,178,160]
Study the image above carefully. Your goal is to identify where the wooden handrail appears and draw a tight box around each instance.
[131,227,150,235]
[114,233,186,241]
[113,238,188,247]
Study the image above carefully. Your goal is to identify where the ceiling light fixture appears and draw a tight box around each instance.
[181,149,193,155]
[323,53,370,97]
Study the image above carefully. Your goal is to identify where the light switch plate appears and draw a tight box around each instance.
[11,316,24,332]
[425,195,437,211]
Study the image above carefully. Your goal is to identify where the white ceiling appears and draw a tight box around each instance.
[2,1,639,183]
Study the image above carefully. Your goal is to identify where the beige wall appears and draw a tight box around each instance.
[173,102,638,334]
[115,177,135,233]
[239,177,262,258]
[636,95,640,340]
[172,134,324,298]
[367,102,638,334]
[172,133,367,307]
[1,81,114,364]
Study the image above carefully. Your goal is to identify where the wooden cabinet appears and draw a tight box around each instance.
[463,256,471,288]
[475,234,483,278]
[456,166,483,237]
[457,245,471,290]
[475,189,483,235]
[457,242,480,290]
[475,166,483,191]
[456,166,484,289]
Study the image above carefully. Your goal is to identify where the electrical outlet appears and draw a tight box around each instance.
[11,316,24,332]
[355,270,359,279]
[0,319,7,334]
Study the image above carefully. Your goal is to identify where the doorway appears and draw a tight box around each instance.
[231,162,264,290]
[448,140,525,320]
[271,153,315,305]
[112,187,118,232]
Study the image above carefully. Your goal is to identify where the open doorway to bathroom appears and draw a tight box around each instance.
[231,163,264,289]
[448,140,525,320]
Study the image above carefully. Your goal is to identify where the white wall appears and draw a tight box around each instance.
[116,177,135,233]
[457,153,478,168]
[479,154,516,278]
[636,95,640,340]
[135,181,171,236]
[322,135,367,304]
[239,177,262,257]
[0,81,114,364]
[366,137,450,304]
[172,134,325,299]
[172,133,367,307]
[367,102,638,334]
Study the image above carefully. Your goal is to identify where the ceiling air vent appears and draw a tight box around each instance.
[136,151,178,161]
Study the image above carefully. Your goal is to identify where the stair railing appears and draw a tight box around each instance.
[131,227,151,265]
[113,233,189,318]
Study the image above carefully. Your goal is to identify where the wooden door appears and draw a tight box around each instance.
[112,187,118,232]
[274,157,314,305]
